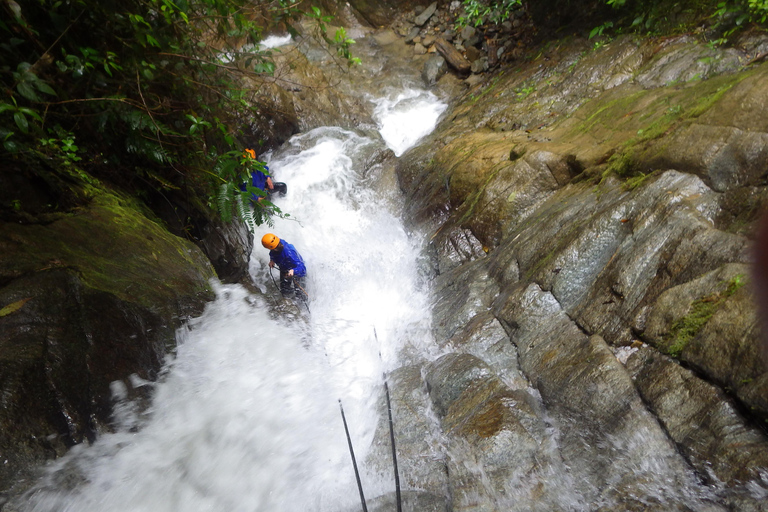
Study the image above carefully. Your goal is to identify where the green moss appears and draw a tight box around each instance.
[665,297,718,357]
[606,149,636,177]
[576,89,650,135]
[569,67,758,187]
[469,74,503,104]
[623,171,655,191]
[663,274,746,358]
[0,187,215,314]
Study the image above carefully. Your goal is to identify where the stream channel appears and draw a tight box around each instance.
[18,87,448,512]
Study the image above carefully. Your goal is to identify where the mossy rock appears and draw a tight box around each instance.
[0,186,215,494]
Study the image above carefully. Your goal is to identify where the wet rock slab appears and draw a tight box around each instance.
[390,26,768,511]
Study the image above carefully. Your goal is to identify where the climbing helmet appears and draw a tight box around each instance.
[261,233,280,250]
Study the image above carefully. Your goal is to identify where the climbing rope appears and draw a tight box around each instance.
[268,266,281,293]
[269,265,310,314]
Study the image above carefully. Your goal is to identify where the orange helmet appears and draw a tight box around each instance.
[244,148,256,159]
[261,233,280,250]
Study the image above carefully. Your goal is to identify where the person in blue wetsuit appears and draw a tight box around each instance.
[262,233,307,300]
[241,148,274,203]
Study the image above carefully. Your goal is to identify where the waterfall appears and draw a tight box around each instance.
[20,90,447,512]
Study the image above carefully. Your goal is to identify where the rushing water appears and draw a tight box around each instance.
[18,90,446,512]
[372,89,448,157]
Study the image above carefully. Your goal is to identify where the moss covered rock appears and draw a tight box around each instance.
[0,177,215,494]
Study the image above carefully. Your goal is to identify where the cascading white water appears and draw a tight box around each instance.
[21,91,447,512]
[372,89,448,157]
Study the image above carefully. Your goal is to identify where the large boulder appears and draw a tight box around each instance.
[0,169,215,494]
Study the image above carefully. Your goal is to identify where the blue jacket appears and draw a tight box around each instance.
[270,240,307,276]
[240,166,270,201]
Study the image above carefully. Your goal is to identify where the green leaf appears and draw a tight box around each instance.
[3,139,19,152]
[16,82,39,101]
[34,80,57,96]
[254,61,275,74]
[17,108,42,122]
[13,112,29,133]
[0,298,32,318]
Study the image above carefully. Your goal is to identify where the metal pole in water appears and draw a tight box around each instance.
[339,400,368,512]
[384,380,402,512]
[375,328,403,512]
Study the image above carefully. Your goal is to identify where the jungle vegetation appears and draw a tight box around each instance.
[0,0,356,232]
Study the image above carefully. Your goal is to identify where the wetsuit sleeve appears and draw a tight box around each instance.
[283,245,306,275]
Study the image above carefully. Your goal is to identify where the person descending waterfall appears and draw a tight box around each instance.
[262,233,308,301]
[241,148,287,203]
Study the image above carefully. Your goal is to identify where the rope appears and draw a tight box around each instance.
[269,265,310,314]
[339,400,368,512]
[268,266,281,293]
[294,280,311,314]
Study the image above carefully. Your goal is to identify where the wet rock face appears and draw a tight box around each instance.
[196,218,253,283]
[0,172,215,494]
[142,187,253,284]
[384,25,768,511]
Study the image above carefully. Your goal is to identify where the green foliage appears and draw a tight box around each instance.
[589,0,768,42]
[334,27,361,66]
[589,21,614,39]
[708,0,768,44]
[307,7,361,67]
[748,0,768,21]
[456,0,522,28]
[515,83,536,100]
[211,150,290,231]
[40,134,82,164]
[0,0,352,230]
[664,274,746,358]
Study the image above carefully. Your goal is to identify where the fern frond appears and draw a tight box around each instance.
[235,194,256,233]
[217,182,234,222]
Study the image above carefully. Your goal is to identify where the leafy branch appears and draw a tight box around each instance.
[0,0,355,231]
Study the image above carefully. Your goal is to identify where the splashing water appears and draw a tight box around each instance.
[20,92,446,512]
[259,34,292,49]
[372,89,448,157]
